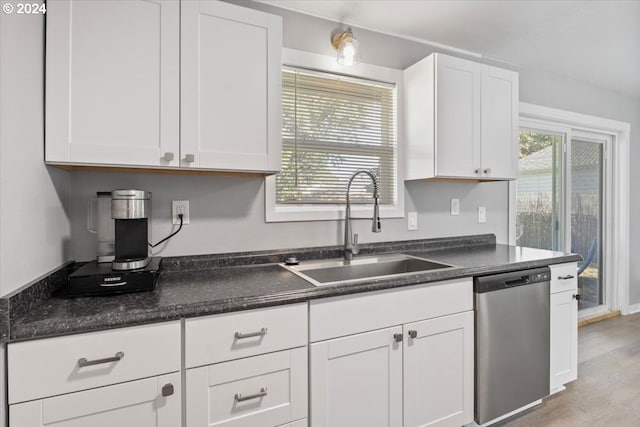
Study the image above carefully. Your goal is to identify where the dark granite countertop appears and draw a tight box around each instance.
[2,235,581,342]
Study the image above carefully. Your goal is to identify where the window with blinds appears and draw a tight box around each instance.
[277,68,397,205]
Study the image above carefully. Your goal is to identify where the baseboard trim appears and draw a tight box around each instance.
[624,303,640,315]
[578,310,621,327]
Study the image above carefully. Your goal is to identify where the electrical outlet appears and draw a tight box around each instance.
[478,206,486,223]
[408,212,418,231]
[451,198,460,216]
[172,200,190,225]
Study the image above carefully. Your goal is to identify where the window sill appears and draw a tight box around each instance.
[265,203,404,223]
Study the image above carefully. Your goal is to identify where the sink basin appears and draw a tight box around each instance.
[282,254,454,286]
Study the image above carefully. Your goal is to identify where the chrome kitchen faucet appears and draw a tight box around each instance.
[344,170,382,262]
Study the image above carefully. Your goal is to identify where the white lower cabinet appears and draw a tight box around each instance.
[10,373,180,427]
[184,304,309,427]
[404,312,474,427]
[549,263,579,393]
[310,327,403,427]
[186,347,308,427]
[309,279,474,427]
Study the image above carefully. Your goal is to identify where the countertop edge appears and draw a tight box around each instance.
[7,253,582,343]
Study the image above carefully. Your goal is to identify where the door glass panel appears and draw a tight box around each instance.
[516,130,565,251]
[571,139,604,310]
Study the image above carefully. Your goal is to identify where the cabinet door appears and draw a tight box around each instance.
[480,65,519,179]
[310,327,402,427]
[550,290,578,391]
[186,348,307,427]
[45,0,180,167]
[434,54,481,178]
[9,373,180,427]
[181,0,282,172]
[404,311,474,427]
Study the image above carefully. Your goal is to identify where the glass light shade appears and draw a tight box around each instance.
[332,28,360,66]
[337,38,360,66]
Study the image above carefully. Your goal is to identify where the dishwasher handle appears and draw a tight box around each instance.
[505,277,530,287]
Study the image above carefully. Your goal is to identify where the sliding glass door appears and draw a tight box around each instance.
[516,129,565,251]
[516,125,609,313]
[570,135,606,310]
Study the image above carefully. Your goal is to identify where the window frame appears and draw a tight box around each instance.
[265,48,405,222]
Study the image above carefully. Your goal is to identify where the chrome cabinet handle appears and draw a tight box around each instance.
[162,383,174,397]
[184,154,195,163]
[558,275,575,280]
[573,294,581,300]
[484,168,492,174]
[235,328,268,339]
[393,333,403,343]
[163,152,174,161]
[235,387,267,402]
[474,169,481,175]
[78,351,124,368]
[408,330,418,339]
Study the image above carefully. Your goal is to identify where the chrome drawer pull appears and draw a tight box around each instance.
[235,386,267,402]
[234,328,268,339]
[408,330,418,339]
[78,351,124,368]
[558,275,575,280]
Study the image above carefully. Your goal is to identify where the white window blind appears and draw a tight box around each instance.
[277,68,397,205]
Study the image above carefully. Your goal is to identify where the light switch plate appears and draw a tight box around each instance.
[451,198,460,216]
[478,206,486,223]
[408,212,418,230]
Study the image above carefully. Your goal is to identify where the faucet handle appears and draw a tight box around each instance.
[352,233,359,255]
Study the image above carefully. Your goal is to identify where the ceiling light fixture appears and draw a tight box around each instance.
[331,27,360,66]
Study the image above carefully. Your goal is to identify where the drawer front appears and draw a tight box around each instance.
[551,262,578,294]
[310,278,472,342]
[186,347,307,427]
[9,372,181,427]
[185,303,307,368]
[8,321,180,404]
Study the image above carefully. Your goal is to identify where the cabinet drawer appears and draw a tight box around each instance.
[310,278,472,342]
[550,262,578,294]
[185,303,307,368]
[186,347,307,427]
[8,321,180,404]
[10,372,181,427]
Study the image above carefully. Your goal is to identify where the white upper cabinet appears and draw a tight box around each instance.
[405,53,518,181]
[480,64,519,179]
[45,0,282,174]
[45,0,180,167]
[181,0,282,173]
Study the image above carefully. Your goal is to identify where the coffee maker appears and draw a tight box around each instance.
[111,189,151,270]
[68,189,161,297]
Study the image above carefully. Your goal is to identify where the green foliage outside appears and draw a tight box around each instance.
[519,130,556,159]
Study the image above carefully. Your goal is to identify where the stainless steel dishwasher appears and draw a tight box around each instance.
[474,267,551,425]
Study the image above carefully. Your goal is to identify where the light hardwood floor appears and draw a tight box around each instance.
[501,312,640,426]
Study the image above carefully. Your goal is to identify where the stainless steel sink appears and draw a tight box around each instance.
[281,253,454,286]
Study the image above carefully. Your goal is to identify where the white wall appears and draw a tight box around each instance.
[0,7,71,298]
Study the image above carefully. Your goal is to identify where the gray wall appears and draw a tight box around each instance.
[0,7,71,297]
[69,173,508,260]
